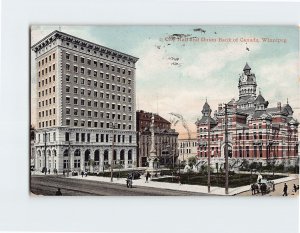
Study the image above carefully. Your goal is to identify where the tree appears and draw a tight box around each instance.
[188,156,197,167]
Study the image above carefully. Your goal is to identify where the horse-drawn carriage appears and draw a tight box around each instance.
[251,179,274,195]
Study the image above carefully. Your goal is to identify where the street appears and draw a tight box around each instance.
[237,177,299,197]
[30,175,206,196]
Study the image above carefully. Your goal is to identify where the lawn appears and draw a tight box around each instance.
[152,173,286,188]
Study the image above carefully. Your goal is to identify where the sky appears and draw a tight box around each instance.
[31,25,300,138]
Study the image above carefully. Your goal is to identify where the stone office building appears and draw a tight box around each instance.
[32,30,138,173]
[195,63,299,168]
[136,110,179,167]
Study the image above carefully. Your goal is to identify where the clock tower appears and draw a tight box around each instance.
[238,63,257,99]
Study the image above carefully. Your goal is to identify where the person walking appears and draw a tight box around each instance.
[283,183,288,196]
[55,188,62,196]
[81,171,84,178]
[63,170,65,176]
[48,169,50,174]
[145,172,150,183]
[293,184,297,193]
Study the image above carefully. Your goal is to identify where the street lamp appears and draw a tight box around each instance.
[43,131,47,175]
[110,122,117,182]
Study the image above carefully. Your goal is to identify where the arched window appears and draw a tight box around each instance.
[74,149,80,157]
[63,149,69,157]
[94,150,100,161]
[104,150,109,161]
[120,150,125,161]
[113,150,117,161]
[128,150,132,160]
[84,150,90,161]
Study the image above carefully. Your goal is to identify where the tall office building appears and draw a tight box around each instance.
[31,30,138,173]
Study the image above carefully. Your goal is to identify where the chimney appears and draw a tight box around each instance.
[277,102,281,111]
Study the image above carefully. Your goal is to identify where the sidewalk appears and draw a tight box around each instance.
[68,174,298,196]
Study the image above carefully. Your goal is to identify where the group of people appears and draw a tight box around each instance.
[283,183,299,196]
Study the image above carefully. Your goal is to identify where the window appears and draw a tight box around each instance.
[94,81,97,87]
[81,78,85,85]
[81,57,85,63]
[66,75,70,82]
[94,71,97,77]
[81,99,85,106]
[74,98,78,105]
[66,64,70,71]
[74,87,78,94]
[66,119,70,125]
[81,67,85,74]
[66,97,70,104]
[74,66,78,73]
[74,109,78,116]
[87,59,91,65]
[81,109,85,116]
[74,55,78,62]
[66,53,70,59]
[66,108,70,115]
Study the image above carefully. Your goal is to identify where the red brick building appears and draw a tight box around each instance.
[195,63,299,167]
[136,110,178,167]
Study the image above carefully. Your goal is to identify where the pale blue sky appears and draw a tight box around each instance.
[31,25,299,137]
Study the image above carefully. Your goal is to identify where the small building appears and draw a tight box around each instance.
[178,138,198,162]
[136,110,179,167]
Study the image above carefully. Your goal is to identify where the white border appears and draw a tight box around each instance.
[0,0,299,232]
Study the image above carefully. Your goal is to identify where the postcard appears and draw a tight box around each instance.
[30,25,299,196]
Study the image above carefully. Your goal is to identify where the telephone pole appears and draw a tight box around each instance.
[224,104,229,194]
[111,123,116,182]
[207,110,211,193]
[44,131,47,175]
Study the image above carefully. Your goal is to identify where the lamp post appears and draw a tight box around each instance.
[67,131,71,177]
[207,110,211,193]
[110,122,117,182]
[44,131,47,175]
[224,104,229,194]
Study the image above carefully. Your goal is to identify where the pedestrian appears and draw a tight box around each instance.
[48,169,50,174]
[85,171,88,177]
[55,188,62,196]
[251,184,255,195]
[81,171,84,178]
[283,183,288,196]
[273,182,275,192]
[145,172,150,183]
[63,170,65,176]
[127,173,133,188]
[293,184,297,193]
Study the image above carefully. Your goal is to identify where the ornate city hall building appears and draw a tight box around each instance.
[31,30,138,173]
[195,63,299,168]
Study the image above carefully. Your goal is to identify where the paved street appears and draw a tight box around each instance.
[237,177,299,197]
[30,175,205,196]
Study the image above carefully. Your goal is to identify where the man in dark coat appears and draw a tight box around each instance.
[283,183,288,196]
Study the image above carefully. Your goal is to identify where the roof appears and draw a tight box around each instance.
[252,110,272,120]
[202,101,211,114]
[195,116,217,125]
[254,93,266,104]
[243,63,251,71]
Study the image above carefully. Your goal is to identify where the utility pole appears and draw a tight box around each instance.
[110,123,116,182]
[224,104,229,194]
[44,131,47,175]
[207,111,211,193]
[67,131,71,177]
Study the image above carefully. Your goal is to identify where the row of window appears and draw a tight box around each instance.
[38,64,56,77]
[38,88,55,98]
[39,119,56,128]
[38,53,55,67]
[65,96,132,108]
[39,108,56,118]
[65,108,132,120]
[65,132,133,143]
[66,84,132,95]
[65,66,132,85]
[65,119,132,130]
[38,75,55,87]
[65,53,132,75]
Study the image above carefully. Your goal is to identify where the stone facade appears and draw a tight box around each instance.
[32,30,138,173]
